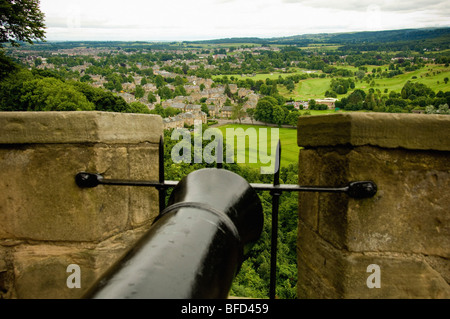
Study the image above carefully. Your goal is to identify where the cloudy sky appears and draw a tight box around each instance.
[40,0,450,41]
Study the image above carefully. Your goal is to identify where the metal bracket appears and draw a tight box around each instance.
[75,136,377,299]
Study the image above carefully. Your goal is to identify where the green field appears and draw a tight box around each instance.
[228,64,450,101]
[355,64,450,93]
[280,64,450,100]
[217,124,299,170]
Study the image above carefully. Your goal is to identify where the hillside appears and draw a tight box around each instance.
[187,27,450,48]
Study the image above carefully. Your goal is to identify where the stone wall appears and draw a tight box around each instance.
[297,113,450,299]
[0,111,163,298]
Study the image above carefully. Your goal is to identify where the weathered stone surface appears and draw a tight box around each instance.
[0,143,159,241]
[346,146,450,257]
[298,113,450,151]
[12,225,150,299]
[298,221,450,299]
[0,111,163,144]
[0,111,162,298]
[299,146,450,257]
[297,113,450,299]
[128,144,160,227]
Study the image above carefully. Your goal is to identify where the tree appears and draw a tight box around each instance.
[0,50,18,78]
[147,92,157,104]
[285,79,295,92]
[246,108,255,124]
[129,101,150,114]
[272,105,285,127]
[355,69,366,80]
[231,104,246,124]
[0,0,46,47]
[285,110,300,126]
[224,83,232,98]
[134,85,145,99]
[174,85,187,97]
[255,96,277,123]
[72,81,130,113]
[201,103,209,117]
[19,77,94,111]
[157,86,173,100]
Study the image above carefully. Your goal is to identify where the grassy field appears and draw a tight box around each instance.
[228,64,450,101]
[217,124,300,170]
[357,64,450,93]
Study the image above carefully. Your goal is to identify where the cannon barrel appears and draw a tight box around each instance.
[85,168,264,299]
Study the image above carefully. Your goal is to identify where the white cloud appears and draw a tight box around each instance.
[283,0,449,14]
[40,0,450,41]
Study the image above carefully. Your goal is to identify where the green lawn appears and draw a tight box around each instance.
[217,124,299,170]
[359,64,450,93]
[224,64,449,101]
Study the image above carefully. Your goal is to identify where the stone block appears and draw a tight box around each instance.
[298,221,450,299]
[0,111,163,144]
[0,112,162,242]
[0,112,163,298]
[12,225,150,299]
[298,113,450,151]
[297,113,450,298]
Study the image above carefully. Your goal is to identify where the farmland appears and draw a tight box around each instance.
[217,124,300,169]
[235,63,450,101]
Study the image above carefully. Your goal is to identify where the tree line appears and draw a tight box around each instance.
[336,81,450,113]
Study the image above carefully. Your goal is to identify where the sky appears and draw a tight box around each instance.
[40,0,450,42]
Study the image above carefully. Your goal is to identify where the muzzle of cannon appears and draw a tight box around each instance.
[84,168,264,299]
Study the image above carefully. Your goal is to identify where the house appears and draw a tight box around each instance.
[184,85,200,94]
[185,104,202,113]
[116,92,135,104]
[315,98,338,109]
[142,83,157,92]
[163,116,184,130]
[220,105,233,118]
[162,110,207,130]
[243,93,259,110]
[122,82,136,91]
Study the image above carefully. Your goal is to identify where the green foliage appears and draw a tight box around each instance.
[71,81,131,113]
[6,76,95,111]
[401,80,434,99]
[330,78,355,95]
[272,105,285,126]
[147,92,157,104]
[285,110,300,126]
[134,85,145,99]
[0,64,153,114]
[0,50,18,79]
[0,0,46,47]
[255,97,275,123]
[157,86,174,100]
[336,80,450,113]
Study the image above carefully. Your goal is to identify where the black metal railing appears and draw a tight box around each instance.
[76,136,377,299]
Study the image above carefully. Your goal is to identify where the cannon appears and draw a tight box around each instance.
[83,168,264,299]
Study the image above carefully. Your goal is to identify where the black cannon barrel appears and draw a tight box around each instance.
[85,168,263,299]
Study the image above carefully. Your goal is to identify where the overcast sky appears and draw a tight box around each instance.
[40,0,450,41]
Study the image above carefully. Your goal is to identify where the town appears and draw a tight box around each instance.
[7,30,448,132]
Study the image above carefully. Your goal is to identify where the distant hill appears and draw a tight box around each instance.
[187,27,450,48]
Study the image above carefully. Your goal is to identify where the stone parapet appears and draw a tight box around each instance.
[297,113,450,299]
[0,111,163,298]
